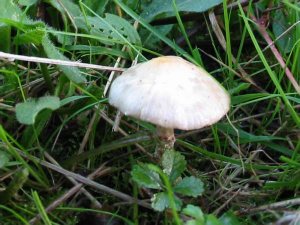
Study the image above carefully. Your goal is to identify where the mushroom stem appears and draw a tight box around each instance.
[155,126,175,158]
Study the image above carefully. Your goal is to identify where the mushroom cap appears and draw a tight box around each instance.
[109,56,230,130]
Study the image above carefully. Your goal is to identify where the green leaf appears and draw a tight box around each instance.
[287,96,300,104]
[14,29,45,45]
[141,24,173,50]
[272,10,294,54]
[42,36,86,83]
[206,214,222,225]
[219,211,242,225]
[66,45,129,58]
[185,220,202,225]
[182,204,204,221]
[151,192,182,212]
[162,150,186,182]
[228,83,251,95]
[0,24,11,52]
[16,96,60,125]
[0,151,10,168]
[231,93,270,105]
[75,14,141,45]
[0,0,42,30]
[18,0,38,6]
[216,123,285,142]
[60,95,90,107]
[0,0,22,25]
[48,0,82,18]
[0,17,46,31]
[131,164,162,189]
[174,176,204,197]
[141,0,222,21]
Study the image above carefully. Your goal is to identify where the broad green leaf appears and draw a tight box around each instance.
[141,0,222,21]
[162,150,186,182]
[185,220,201,225]
[131,164,162,189]
[0,25,11,52]
[14,29,45,45]
[66,45,129,58]
[173,176,204,197]
[182,204,204,221]
[20,110,52,148]
[0,151,10,168]
[219,211,242,225]
[75,14,141,45]
[272,10,294,54]
[141,25,173,50]
[83,0,109,16]
[18,0,38,6]
[16,96,60,125]
[42,36,86,83]
[206,214,222,225]
[48,0,82,18]
[151,192,182,212]
[0,1,41,29]
[0,0,22,25]
[0,18,45,31]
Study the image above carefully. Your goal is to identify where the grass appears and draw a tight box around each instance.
[0,0,299,224]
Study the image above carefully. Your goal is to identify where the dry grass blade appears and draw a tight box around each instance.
[0,52,125,72]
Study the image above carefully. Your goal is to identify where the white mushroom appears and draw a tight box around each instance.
[109,56,230,155]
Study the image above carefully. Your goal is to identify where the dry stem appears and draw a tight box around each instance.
[0,51,125,72]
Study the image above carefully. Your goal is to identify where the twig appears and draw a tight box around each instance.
[238,198,300,215]
[29,163,107,224]
[213,187,241,215]
[103,46,127,96]
[14,148,151,209]
[0,51,125,72]
[44,152,102,208]
[112,110,123,132]
[78,111,98,154]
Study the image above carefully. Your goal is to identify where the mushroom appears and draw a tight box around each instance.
[109,56,230,156]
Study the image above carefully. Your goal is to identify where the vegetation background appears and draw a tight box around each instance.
[0,0,299,224]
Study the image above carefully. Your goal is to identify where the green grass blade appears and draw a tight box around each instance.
[32,191,52,225]
[237,3,300,127]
